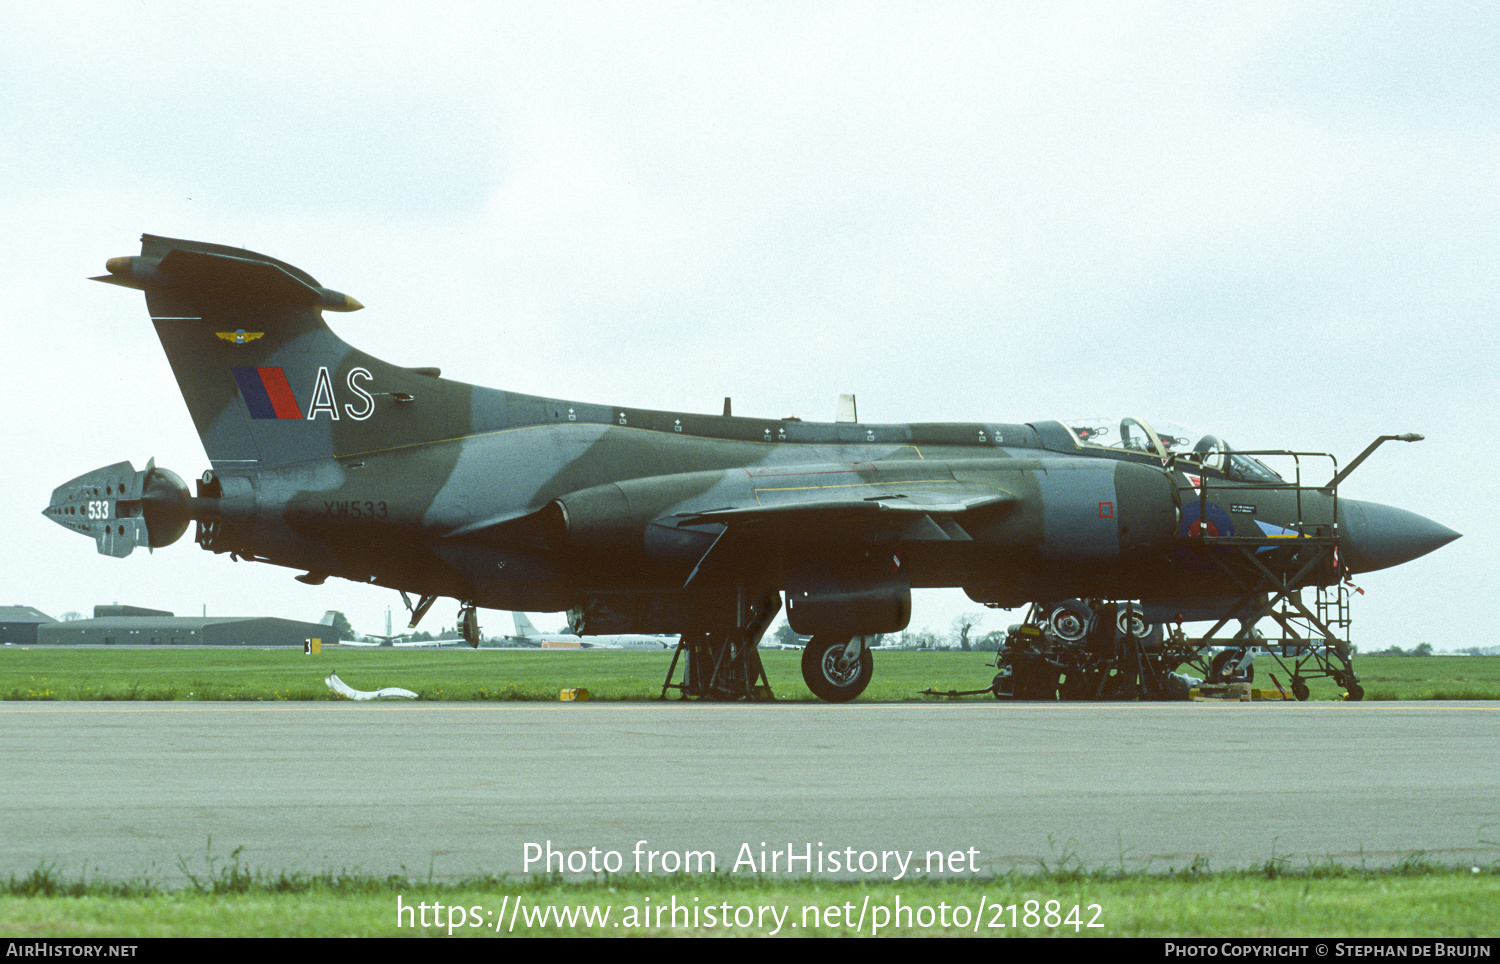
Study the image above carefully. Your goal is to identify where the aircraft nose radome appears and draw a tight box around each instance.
[1338,499,1460,574]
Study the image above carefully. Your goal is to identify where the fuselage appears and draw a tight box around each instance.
[196,404,1385,629]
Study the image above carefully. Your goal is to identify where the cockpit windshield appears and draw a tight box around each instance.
[1224,452,1284,484]
[1061,417,1285,484]
[1063,417,1167,458]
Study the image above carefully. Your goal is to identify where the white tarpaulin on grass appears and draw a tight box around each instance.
[324,672,417,701]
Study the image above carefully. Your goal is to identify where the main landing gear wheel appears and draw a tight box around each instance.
[802,636,874,703]
[459,603,480,648]
[1209,650,1255,684]
[1115,606,1149,640]
[1291,677,1310,702]
[1045,600,1092,644]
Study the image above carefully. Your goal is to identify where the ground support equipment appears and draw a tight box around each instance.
[990,448,1367,701]
[660,590,780,701]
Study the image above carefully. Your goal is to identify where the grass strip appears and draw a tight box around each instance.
[3,858,1495,937]
[2,649,1497,702]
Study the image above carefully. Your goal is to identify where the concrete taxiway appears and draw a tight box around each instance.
[0,701,1495,883]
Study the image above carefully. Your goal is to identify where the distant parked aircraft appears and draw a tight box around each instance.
[506,612,673,650]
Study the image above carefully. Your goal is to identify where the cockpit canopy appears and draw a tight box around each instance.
[1059,417,1284,484]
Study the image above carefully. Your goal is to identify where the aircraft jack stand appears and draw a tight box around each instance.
[660,591,779,701]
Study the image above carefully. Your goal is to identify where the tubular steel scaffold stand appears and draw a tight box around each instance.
[988,444,1398,702]
[1167,448,1362,700]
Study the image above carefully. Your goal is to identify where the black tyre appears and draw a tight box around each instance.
[1291,677,1310,702]
[801,636,874,703]
[1209,649,1255,683]
[1117,620,1165,653]
[1114,606,1149,640]
[1344,681,1365,702]
[1044,600,1093,644]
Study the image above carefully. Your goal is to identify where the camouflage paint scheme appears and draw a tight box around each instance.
[44,236,1459,697]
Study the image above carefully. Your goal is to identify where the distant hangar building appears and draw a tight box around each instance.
[35,612,341,647]
[0,606,58,646]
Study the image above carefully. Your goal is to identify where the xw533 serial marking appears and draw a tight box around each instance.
[325,500,388,520]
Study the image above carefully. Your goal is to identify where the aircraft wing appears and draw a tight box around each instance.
[442,463,1018,592]
[671,479,1016,587]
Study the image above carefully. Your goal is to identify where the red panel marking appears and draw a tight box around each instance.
[258,367,304,420]
[1098,501,1114,519]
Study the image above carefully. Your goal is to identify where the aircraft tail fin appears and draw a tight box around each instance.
[97,235,466,468]
[512,612,541,638]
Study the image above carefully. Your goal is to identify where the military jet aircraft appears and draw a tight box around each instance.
[323,609,451,648]
[44,235,1459,701]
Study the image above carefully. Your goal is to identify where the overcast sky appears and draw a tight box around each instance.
[2,2,1490,652]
